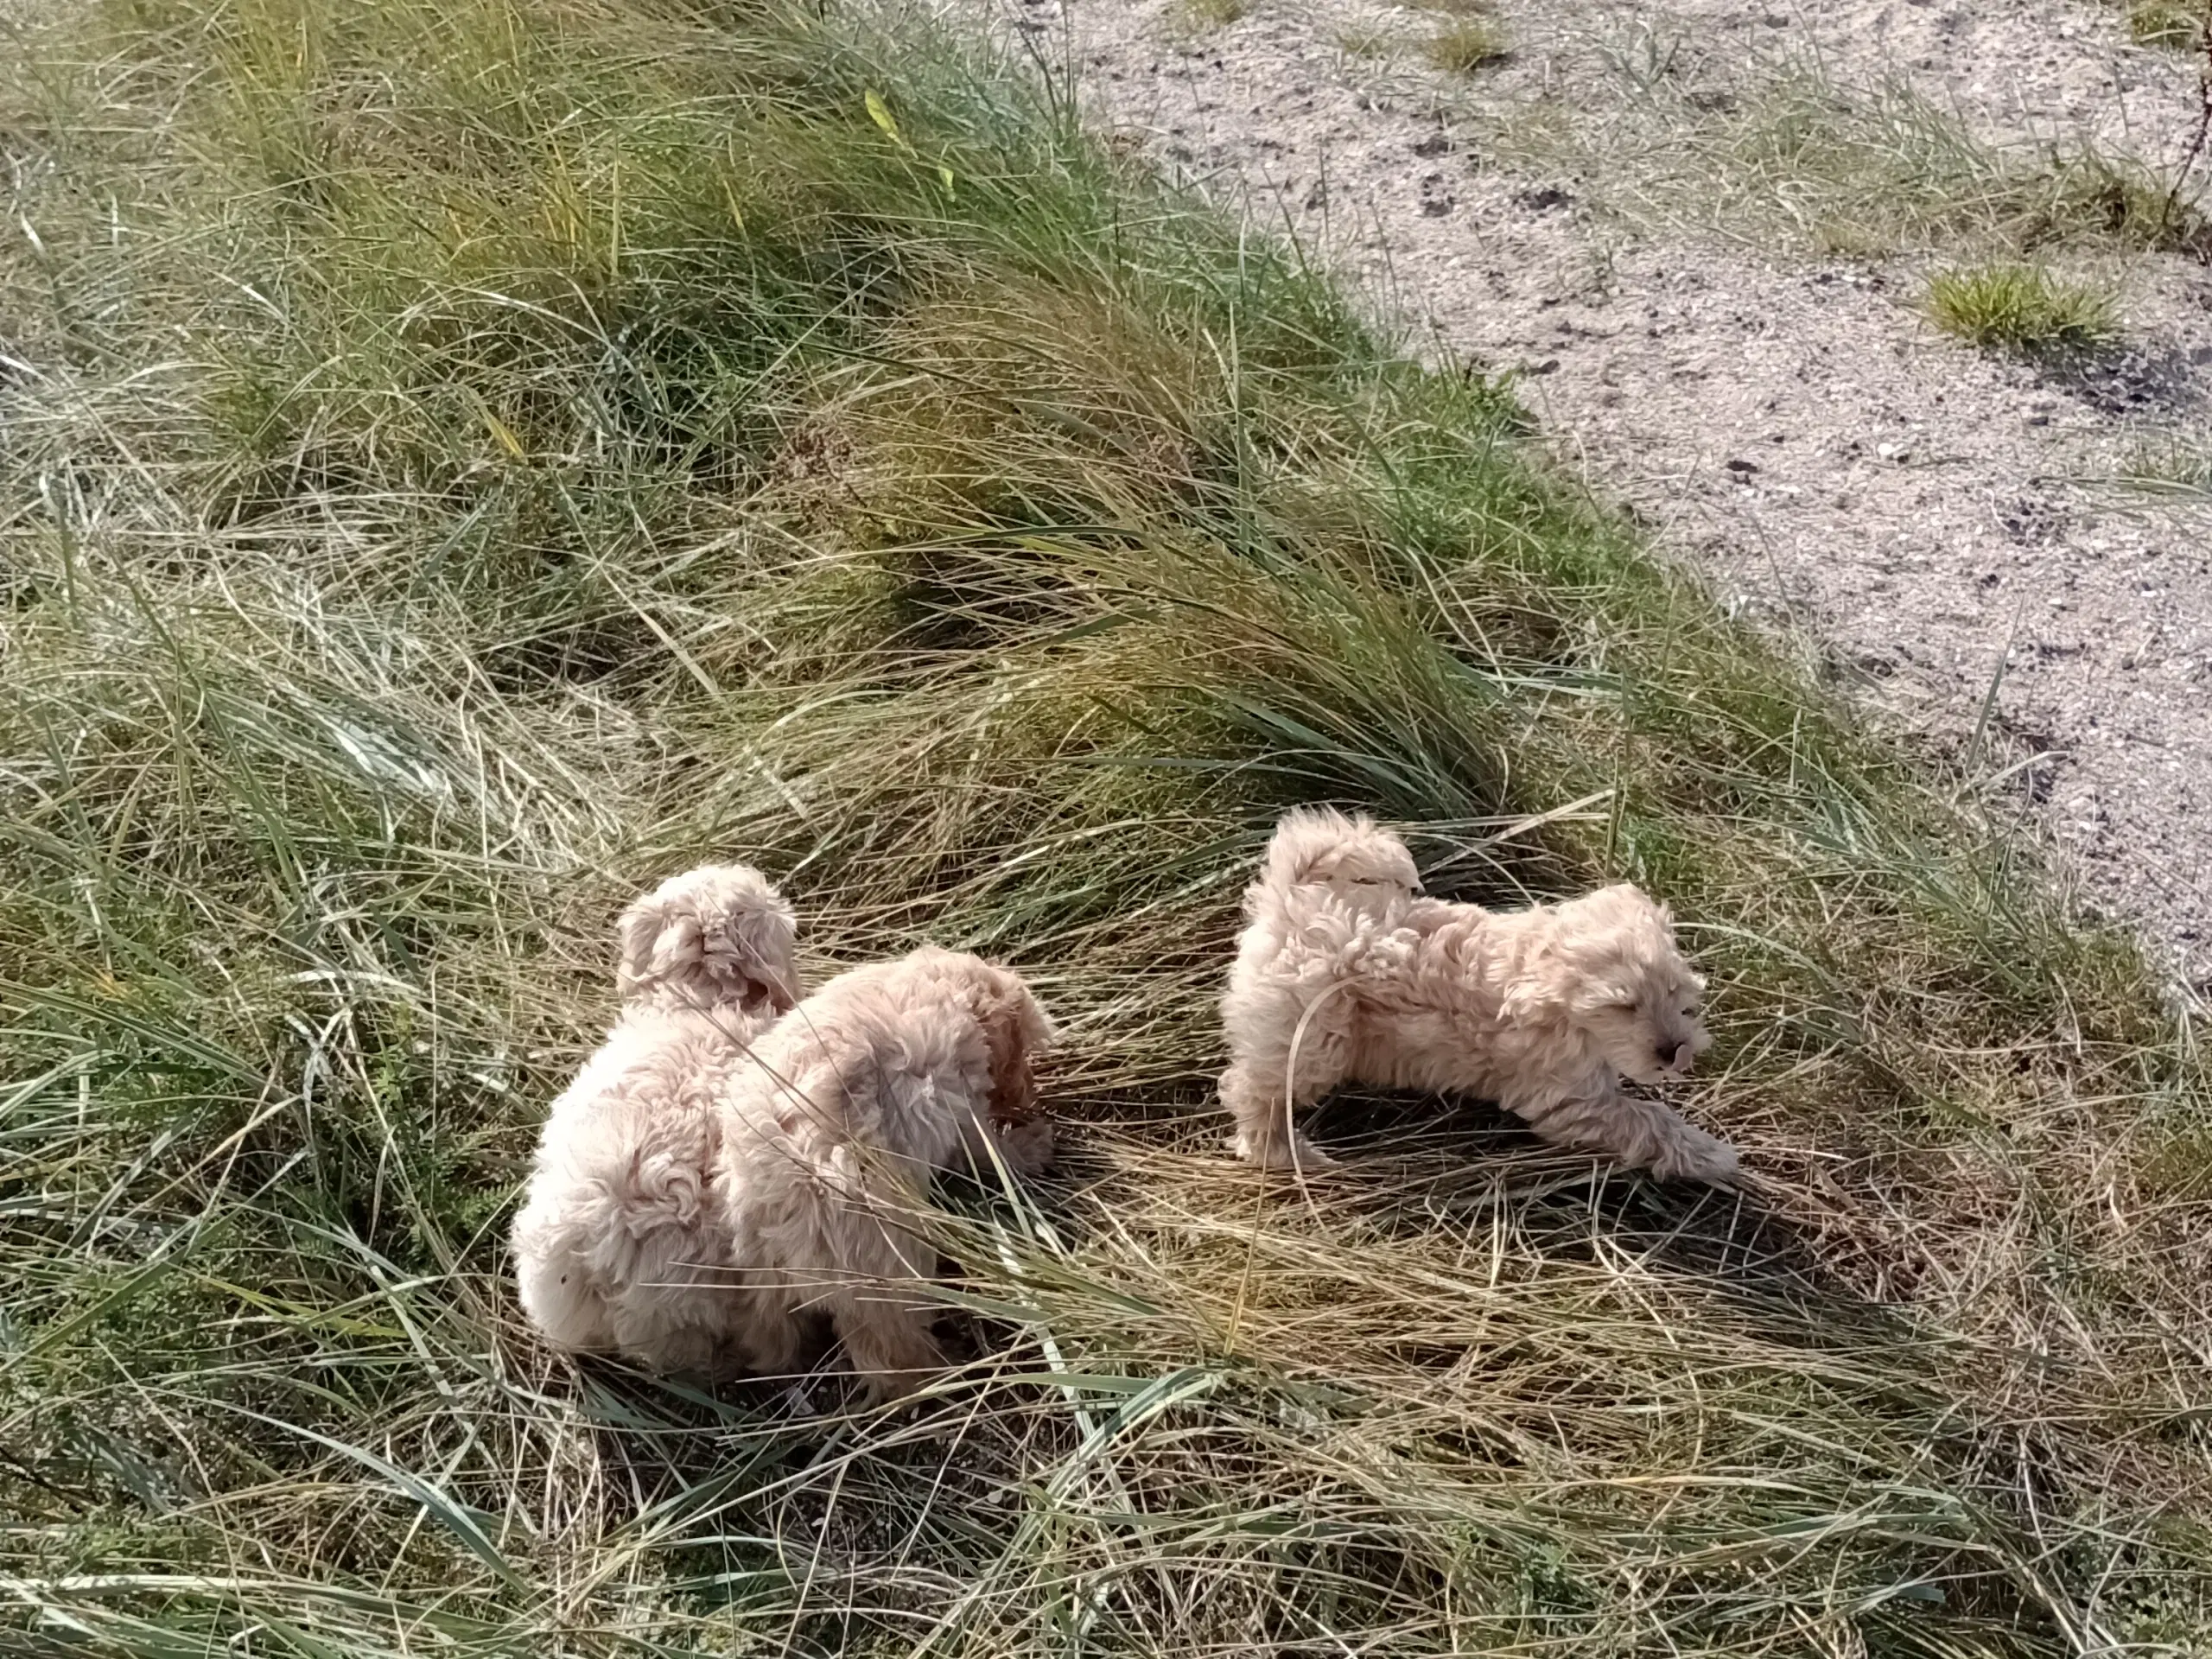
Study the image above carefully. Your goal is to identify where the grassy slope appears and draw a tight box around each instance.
[1,0,2208,1651]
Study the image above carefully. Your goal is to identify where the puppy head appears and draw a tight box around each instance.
[1263,807,1421,899]
[1535,885,1709,1084]
[615,863,799,1014]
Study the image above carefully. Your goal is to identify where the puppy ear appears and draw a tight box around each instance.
[1499,978,1565,1027]
[1498,933,1579,1027]
[617,896,698,988]
[745,970,798,1014]
[976,979,1043,1128]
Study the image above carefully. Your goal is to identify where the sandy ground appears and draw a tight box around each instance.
[1001,0,2212,995]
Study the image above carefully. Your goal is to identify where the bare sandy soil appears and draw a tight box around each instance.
[1003,0,2212,994]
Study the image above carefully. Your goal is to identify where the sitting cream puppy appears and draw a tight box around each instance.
[512,864,801,1376]
[1220,809,1734,1182]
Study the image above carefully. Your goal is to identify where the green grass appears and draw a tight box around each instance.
[2128,0,2205,48]
[2,0,2210,1654]
[1424,18,1508,74]
[1174,0,1248,31]
[1925,263,2122,352]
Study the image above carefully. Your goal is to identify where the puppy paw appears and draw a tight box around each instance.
[1655,1131,1739,1185]
[993,1116,1057,1179]
[857,1366,940,1408]
[1230,1129,1335,1173]
[779,1381,823,1418]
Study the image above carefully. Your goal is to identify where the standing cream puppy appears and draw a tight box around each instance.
[1220,810,1734,1181]
[708,946,1057,1402]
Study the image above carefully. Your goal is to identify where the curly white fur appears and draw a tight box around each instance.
[1220,809,1736,1183]
[514,878,1056,1402]
[512,864,801,1374]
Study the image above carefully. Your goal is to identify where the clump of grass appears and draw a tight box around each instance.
[1924,262,2121,352]
[1,0,2209,1654]
[1334,23,1395,57]
[1483,43,2212,259]
[1175,0,1247,29]
[1425,17,1507,73]
[2128,0,2204,48]
[2115,436,2212,493]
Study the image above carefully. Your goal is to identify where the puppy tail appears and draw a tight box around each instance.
[616,863,799,1014]
[1256,807,1420,900]
[512,1133,719,1357]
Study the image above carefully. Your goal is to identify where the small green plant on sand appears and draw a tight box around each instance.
[1924,263,2120,352]
[1177,0,1247,28]
[1425,17,1506,72]
[2119,437,2212,493]
[2128,0,2203,48]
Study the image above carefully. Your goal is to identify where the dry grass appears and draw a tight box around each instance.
[1,0,2209,1653]
[1334,23,1396,59]
[1478,27,2212,259]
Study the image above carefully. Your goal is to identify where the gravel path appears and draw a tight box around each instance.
[1008,0,2212,994]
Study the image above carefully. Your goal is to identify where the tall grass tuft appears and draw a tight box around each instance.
[1,0,2209,1654]
[1925,263,2122,353]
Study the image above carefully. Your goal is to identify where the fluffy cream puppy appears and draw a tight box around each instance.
[709,946,1056,1402]
[1220,809,1735,1182]
[512,864,801,1376]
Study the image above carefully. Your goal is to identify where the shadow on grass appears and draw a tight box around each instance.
[1302,1084,1919,1347]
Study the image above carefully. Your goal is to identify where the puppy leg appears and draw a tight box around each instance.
[830,1286,949,1406]
[993,1116,1057,1179]
[1221,1056,1337,1172]
[818,1159,950,1404]
[1510,1081,1738,1183]
[960,1111,1057,1180]
[609,1302,728,1376]
[726,1287,809,1381]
